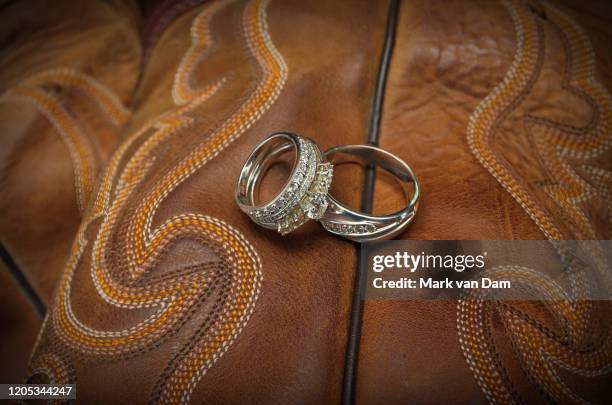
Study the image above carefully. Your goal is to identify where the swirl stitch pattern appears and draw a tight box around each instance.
[29,0,287,403]
[461,1,612,403]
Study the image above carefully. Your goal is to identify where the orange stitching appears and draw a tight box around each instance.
[461,1,612,402]
[0,69,129,213]
[30,1,285,402]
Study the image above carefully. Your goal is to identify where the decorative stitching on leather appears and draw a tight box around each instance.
[0,69,130,213]
[23,68,131,125]
[461,0,612,403]
[524,2,612,240]
[29,0,285,403]
[467,0,554,240]
[28,352,73,386]
[172,0,237,105]
[459,264,611,404]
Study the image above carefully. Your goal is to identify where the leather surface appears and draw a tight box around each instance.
[16,0,387,403]
[0,262,41,383]
[358,0,612,403]
[0,0,609,403]
[0,0,141,305]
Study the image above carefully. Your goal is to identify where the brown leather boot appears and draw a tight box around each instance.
[0,0,609,403]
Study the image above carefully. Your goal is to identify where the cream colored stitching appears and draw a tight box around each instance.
[30,1,286,403]
[461,0,612,402]
[0,69,130,213]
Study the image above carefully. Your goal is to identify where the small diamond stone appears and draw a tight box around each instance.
[302,194,328,219]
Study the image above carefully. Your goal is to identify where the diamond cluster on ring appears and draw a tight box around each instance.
[275,161,333,235]
[248,138,334,235]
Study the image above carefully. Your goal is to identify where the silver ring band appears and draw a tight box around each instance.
[320,145,420,242]
[235,132,333,234]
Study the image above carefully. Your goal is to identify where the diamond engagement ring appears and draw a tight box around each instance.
[235,132,333,235]
[320,145,420,242]
[236,134,419,241]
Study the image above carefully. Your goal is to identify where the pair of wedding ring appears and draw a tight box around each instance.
[235,132,420,242]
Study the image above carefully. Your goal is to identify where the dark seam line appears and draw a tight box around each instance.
[341,0,400,404]
[0,242,46,318]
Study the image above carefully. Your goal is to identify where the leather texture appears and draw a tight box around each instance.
[0,0,141,305]
[2,0,387,402]
[359,0,612,403]
[0,262,41,383]
[0,0,610,403]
